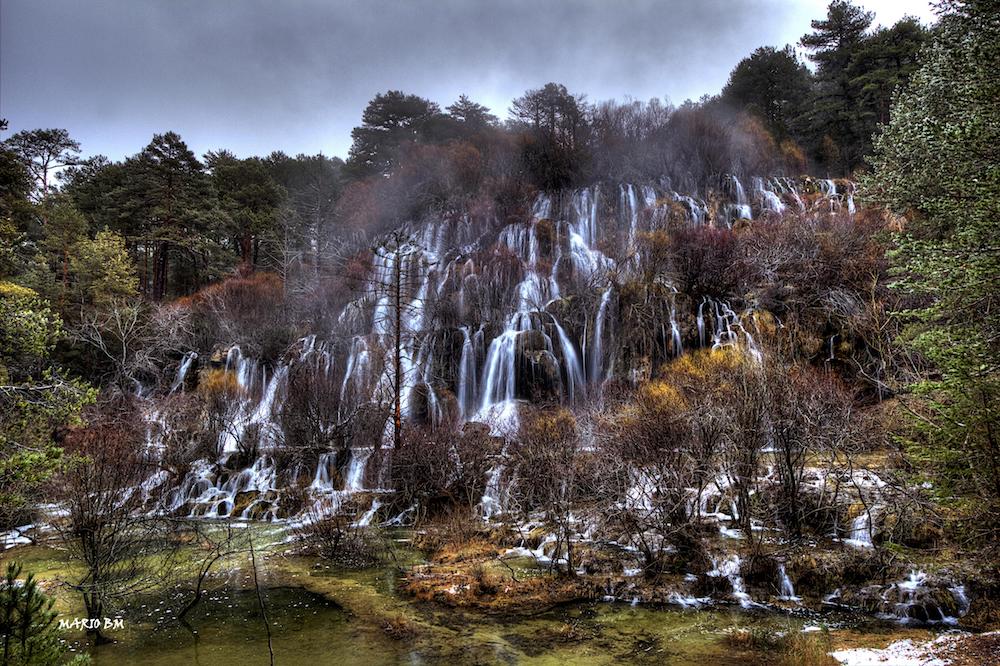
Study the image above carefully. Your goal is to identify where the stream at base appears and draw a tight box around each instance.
[3,532,954,666]
[82,593,919,665]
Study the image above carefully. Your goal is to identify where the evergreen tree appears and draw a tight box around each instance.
[0,282,94,527]
[799,0,874,172]
[1,129,79,203]
[206,151,285,269]
[509,83,590,189]
[721,45,813,141]
[0,562,80,665]
[0,148,33,240]
[70,230,138,307]
[265,152,345,277]
[446,95,498,128]
[39,196,88,306]
[345,91,444,178]
[863,0,1000,514]
[848,17,928,160]
[133,133,223,300]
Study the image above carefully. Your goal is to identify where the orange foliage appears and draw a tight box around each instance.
[173,271,284,312]
[780,139,808,173]
[198,368,242,399]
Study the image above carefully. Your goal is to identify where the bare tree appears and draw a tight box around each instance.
[507,408,592,575]
[722,360,768,535]
[176,520,248,624]
[52,404,179,642]
[351,229,439,449]
[597,383,700,576]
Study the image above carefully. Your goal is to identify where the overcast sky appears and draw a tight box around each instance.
[1,0,936,162]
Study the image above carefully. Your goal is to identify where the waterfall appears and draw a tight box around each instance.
[622,184,639,250]
[697,299,707,347]
[344,448,371,492]
[457,325,477,418]
[480,465,504,519]
[552,318,585,402]
[169,351,198,393]
[479,326,520,412]
[339,336,370,410]
[590,288,612,383]
[147,176,845,524]
[709,555,753,608]
[752,176,786,214]
[848,512,873,548]
[311,453,337,492]
[777,563,799,601]
[669,300,683,357]
[730,175,752,220]
[354,499,382,527]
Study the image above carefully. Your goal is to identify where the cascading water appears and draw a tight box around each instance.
[709,554,753,608]
[590,288,612,385]
[777,563,799,601]
[752,176,786,214]
[149,176,845,524]
[729,175,752,221]
[169,351,198,393]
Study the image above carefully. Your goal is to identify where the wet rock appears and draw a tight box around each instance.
[409,382,434,424]
[515,349,562,402]
[741,554,780,595]
[517,329,548,354]
[693,572,733,598]
[233,490,261,517]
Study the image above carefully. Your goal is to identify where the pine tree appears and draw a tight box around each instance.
[721,45,812,140]
[446,95,498,128]
[0,562,73,666]
[799,0,873,172]
[345,92,443,178]
[863,0,1000,517]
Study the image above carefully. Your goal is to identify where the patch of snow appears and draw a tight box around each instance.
[830,632,976,666]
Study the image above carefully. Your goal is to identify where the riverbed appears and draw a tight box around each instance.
[2,527,951,665]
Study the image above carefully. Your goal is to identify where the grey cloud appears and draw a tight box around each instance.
[0,0,930,161]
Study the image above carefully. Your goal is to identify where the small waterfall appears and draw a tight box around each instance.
[552,319,585,402]
[344,448,372,492]
[310,453,337,492]
[622,184,640,250]
[354,499,382,527]
[457,325,478,418]
[752,176,786,214]
[590,287,612,383]
[697,299,706,347]
[339,336,371,410]
[479,326,520,412]
[169,351,198,393]
[730,175,752,220]
[777,563,799,601]
[480,464,505,519]
[669,301,683,357]
[848,511,873,548]
[709,555,753,608]
[894,570,933,622]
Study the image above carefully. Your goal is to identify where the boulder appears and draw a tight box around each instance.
[515,349,562,402]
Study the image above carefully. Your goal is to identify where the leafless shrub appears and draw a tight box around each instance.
[52,403,180,641]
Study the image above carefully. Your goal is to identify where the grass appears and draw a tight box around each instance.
[727,626,837,666]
